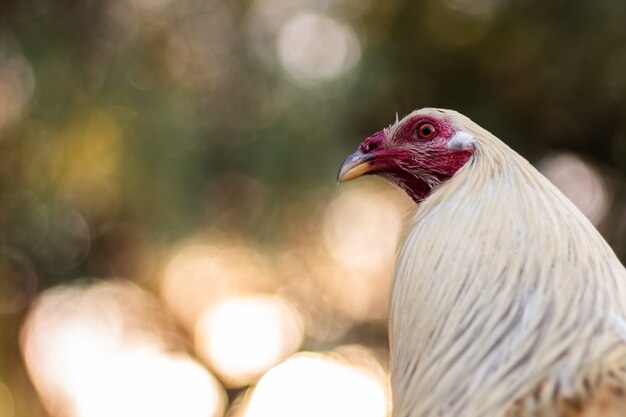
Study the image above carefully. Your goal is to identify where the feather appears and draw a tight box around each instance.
[389,109,626,417]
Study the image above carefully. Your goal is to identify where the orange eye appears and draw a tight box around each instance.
[414,123,436,140]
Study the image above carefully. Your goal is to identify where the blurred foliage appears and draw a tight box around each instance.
[0,0,625,416]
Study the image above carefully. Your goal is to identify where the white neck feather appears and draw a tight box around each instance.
[389,115,626,417]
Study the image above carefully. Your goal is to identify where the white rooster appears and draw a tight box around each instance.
[338,108,626,417]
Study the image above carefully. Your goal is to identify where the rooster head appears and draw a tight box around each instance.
[337,108,476,202]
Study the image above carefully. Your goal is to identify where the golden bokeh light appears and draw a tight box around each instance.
[323,263,381,321]
[539,153,610,226]
[0,380,15,417]
[319,181,411,320]
[276,12,361,86]
[276,250,356,341]
[20,280,226,417]
[323,182,408,274]
[244,0,308,69]
[241,347,389,417]
[160,241,277,330]
[73,350,225,417]
[0,36,35,131]
[195,295,304,387]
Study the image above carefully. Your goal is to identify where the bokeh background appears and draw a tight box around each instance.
[0,0,625,416]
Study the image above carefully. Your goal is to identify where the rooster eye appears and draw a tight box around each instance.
[414,123,436,140]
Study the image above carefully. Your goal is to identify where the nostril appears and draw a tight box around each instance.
[362,143,378,153]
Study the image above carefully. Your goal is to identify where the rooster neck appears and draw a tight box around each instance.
[388,134,626,417]
[381,171,448,204]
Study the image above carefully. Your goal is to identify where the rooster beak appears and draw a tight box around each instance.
[337,149,375,183]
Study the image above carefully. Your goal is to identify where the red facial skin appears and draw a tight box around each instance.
[359,114,474,203]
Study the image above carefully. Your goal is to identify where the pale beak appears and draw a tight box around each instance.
[337,149,375,183]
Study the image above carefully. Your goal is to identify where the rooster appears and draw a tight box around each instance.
[337,108,626,417]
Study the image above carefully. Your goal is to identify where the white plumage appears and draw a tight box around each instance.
[339,108,626,417]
